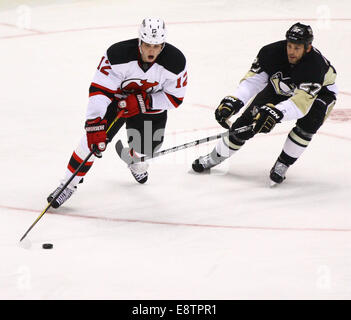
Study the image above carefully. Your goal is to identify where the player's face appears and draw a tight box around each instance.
[286,42,311,64]
[140,42,163,63]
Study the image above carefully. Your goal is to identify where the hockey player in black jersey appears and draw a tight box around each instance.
[47,17,187,208]
[192,22,337,185]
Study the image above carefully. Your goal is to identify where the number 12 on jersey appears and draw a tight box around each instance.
[176,72,188,88]
[97,56,112,76]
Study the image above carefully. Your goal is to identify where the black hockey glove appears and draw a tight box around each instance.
[215,96,244,129]
[253,104,284,133]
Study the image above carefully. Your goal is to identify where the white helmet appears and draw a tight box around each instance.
[138,17,166,45]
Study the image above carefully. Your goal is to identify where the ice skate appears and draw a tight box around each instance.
[192,150,226,173]
[270,160,289,186]
[47,183,77,208]
[115,140,149,183]
[128,162,149,184]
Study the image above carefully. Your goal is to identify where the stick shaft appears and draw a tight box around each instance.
[19,151,94,241]
[19,110,124,242]
[119,124,253,164]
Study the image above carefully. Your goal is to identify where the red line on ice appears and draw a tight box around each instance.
[1,17,351,40]
[2,204,351,233]
[0,22,43,34]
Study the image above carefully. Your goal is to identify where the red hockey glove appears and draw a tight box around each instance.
[118,92,152,118]
[85,117,107,157]
[252,104,284,134]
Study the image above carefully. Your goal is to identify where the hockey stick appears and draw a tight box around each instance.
[115,124,254,165]
[19,110,124,242]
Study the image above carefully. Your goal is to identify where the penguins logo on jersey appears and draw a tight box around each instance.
[270,72,296,97]
[119,78,159,94]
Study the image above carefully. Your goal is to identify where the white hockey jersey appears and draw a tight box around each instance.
[86,38,187,120]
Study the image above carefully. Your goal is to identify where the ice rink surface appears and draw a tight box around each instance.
[0,0,350,300]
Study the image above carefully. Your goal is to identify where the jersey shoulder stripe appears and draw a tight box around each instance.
[257,40,287,73]
[156,43,186,75]
[293,46,335,85]
[309,47,336,73]
[106,38,139,65]
[260,40,287,55]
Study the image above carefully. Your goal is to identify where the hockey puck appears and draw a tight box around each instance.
[42,243,53,249]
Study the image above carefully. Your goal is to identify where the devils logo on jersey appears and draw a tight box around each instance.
[118,78,159,95]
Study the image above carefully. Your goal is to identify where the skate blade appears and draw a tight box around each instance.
[188,168,211,175]
[269,180,278,188]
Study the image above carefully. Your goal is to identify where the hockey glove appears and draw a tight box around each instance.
[118,92,152,118]
[85,117,107,158]
[252,104,284,134]
[215,96,244,129]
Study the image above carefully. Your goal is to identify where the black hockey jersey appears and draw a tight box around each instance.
[233,40,337,121]
[86,39,187,120]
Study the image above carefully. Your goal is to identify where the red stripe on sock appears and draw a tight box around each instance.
[72,152,93,166]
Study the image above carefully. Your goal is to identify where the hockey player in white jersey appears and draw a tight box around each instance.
[192,22,337,185]
[48,17,187,208]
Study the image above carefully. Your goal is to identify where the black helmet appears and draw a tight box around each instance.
[286,22,313,47]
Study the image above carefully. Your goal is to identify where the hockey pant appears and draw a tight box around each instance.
[61,101,167,188]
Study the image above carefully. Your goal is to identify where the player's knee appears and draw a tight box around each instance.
[298,94,334,133]
[290,125,314,143]
[296,116,322,134]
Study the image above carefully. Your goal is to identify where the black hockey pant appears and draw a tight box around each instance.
[104,101,167,156]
